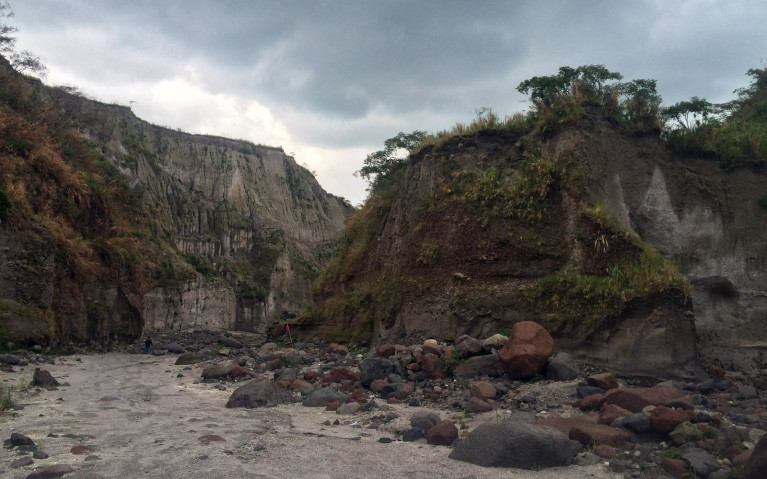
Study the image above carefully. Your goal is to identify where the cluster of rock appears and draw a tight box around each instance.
[4,321,767,478]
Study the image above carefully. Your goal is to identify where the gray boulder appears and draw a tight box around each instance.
[226,379,293,408]
[545,352,580,381]
[454,335,483,357]
[682,448,720,478]
[162,342,185,354]
[201,363,233,380]
[360,357,394,387]
[410,410,441,432]
[453,354,505,378]
[449,416,582,469]
[302,387,347,407]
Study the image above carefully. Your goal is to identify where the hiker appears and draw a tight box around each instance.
[145,336,152,354]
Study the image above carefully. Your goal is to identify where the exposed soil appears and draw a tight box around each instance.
[1,353,621,479]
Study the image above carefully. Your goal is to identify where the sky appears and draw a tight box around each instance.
[8,0,767,205]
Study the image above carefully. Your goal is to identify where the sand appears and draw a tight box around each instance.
[1,353,622,478]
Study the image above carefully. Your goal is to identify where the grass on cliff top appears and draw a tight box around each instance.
[524,245,690,332]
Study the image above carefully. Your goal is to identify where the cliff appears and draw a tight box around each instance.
[0,56,351,347]
[301,111,767,378]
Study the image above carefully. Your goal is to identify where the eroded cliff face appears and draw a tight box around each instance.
[0,58,351,346]
[304,115,766,378]
[54,95,352,337]
[546,118,767,351]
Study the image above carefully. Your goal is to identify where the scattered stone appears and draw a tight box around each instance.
[425,420,458,446]
[301,387,347,407]
[587,372,619,390]
[25,464,75,479]
[741,432,767,479]
[11,456,34,468]
[498,321,554,379]
[359,358,394,387]
[545,352,580,381]
[70,444,96,454]
[32,368,59,387]
[198,435,226,442]
[449,416,581,469]
[226,379,294,408]
[453,354,505,378]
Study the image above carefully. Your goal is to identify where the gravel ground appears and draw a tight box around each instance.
[1,353,623,479]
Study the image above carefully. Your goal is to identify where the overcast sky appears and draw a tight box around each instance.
[10,0,767,205]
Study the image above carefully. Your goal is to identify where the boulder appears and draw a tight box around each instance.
[741,431,767,479]
[175,351,210,365]
[568,423,635,448]
[376,343,396,358]
[359,357,394,387]
[320,367,360,386]
[498,321,554,379]
[226,379,293,408]
[162,342,185,354]
[469,381,496,401]
[410,410,441,433]
[302,387,347,407]
[425,420,458,446]
[453,354,505,378]
[545,352,580,381]
[449,416,581,469]
[420,352,443,379]
[649,405,695,434]
[201,363,234,380]
[587,372,619,390]
[454,335,483,357]
[481,334,508,351]
[602,386,687,413]
[466,397,493,413]
[32,368,59,387]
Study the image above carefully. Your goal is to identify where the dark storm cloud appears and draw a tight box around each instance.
[9,0,767,203]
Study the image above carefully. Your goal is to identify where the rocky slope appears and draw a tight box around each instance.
[0,56,351,346]
[302,112,767,378]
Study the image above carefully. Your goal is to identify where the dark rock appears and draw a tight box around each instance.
[498,321,553,379]
[320,367,359,386]
[376,344,396,358]
[545,352,580,381]
[162,342,185,354]
[453,354,505,378]
[602,386,687,413]
[466,397,493,413]
[359,358,394,387]
[449,416,581,469]
[454,335,483,357]
[5,432,35,449]
[410,410,441,432]
[420,353,443,379]
[622,413,652,434]
[226,379,293,408]
[742,432,767,479]
[569,423,635,448]
[682,448,720,478]
[650,405,695,433]
[587,372,619,390]
[469,380,496,401]
[11,456,34,468]
[425,420,458,446]
[217,336,243,349]
[402,428,423,442]
[25,464,75,478]
[201,363,234,380]
[736,385,758,400]
[0,354,21,365]
[577,385,605,398]
[32,368,59,387]
[175,351,210,365]
[301,387,347,407]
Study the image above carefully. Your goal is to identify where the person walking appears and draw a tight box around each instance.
[144,336,152,354]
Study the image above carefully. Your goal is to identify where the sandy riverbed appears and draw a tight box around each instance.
[1,353,622,478]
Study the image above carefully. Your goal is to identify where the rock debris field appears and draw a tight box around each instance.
[1,329,766,479]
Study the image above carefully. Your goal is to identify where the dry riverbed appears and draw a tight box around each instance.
[1,353,622,478]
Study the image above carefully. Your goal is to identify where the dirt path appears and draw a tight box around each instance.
[2,353,622,478]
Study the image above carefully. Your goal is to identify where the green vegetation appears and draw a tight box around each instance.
[357,130,426,190]
[524,245,689,331]
[180,252,217,277]
[440,349,465,375]
[662,67,767,168]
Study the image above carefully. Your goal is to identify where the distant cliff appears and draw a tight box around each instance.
[0,56,352,347]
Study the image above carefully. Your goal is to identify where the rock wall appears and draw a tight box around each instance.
[51,96,352,338]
